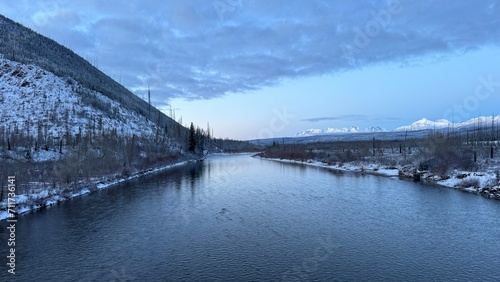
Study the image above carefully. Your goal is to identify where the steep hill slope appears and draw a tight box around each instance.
[0,14,183,136]
[0,52,192,190]
[0,14,198,197]
[0,56,182,160]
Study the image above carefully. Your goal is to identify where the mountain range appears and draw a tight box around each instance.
[297,126,387,136]
[296,116,500,137]
[394,117,500,132]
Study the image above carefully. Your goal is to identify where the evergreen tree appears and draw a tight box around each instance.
[207,122,211,141]
[148,86,151,118]
[196,126,205,153]
[188,122,196,152]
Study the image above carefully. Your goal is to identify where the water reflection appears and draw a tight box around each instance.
[1,154,499,281]
[188,161,204,193]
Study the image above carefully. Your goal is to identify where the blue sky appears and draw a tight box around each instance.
[2,0,500,140]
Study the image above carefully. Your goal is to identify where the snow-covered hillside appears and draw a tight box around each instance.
[296,126,387,137]
[0,55,164,145]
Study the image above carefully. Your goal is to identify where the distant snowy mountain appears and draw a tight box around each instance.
[295,115,500,138]
[296,126,387,136]
[394,116,500,132]
[325,126,360,133]
[394,118,451,132]
[365,126,388,132]
[456,116,500,129]
[298,129,324,136]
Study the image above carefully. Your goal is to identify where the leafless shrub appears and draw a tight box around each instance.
[416,136,476,176]
[334,149,358,163]
[456,177,480,188]
[121,166,132,177]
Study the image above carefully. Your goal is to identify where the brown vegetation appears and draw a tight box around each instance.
[259,130,499,178]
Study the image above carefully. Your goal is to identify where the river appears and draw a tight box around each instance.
[1,154,500,281]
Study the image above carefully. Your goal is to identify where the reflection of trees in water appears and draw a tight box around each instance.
[130,163,202,193]
[189,161,204,192]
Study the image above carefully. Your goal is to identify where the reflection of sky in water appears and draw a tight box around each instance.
[2,154,499,281]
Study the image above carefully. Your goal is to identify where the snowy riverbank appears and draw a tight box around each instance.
[0,160,194,221]
[255,155,500,200]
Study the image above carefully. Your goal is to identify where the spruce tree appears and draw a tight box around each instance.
[188,122,196,152]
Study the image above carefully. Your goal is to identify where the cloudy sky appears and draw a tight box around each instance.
[2,0,500,139]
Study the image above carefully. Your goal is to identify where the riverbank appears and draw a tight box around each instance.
[0,159,196,221]
[254,154,500,200]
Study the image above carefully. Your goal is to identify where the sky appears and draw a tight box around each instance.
[1,0,500,140]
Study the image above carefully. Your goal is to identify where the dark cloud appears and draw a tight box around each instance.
[301,115,403,123]
[301,115,368,123]
[2,0,500,108]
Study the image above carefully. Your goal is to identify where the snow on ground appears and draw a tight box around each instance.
[0,56,167,162]
[256,155,500,199]
[257,156,400,177]
[0,160,192,221]
[31,150,62,162]
[437,171,499,190]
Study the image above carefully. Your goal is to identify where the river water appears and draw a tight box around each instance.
[1,154,500,281]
